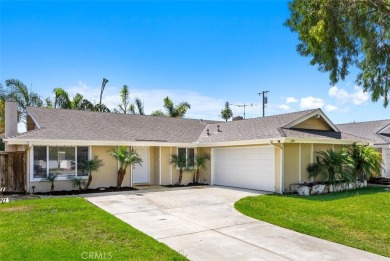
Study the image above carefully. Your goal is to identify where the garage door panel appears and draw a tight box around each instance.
[213,146,275,191]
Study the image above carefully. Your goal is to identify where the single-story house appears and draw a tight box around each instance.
[2,100,386,193]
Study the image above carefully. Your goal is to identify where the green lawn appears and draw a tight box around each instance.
[0,197,186,261]
[235,187,390,258]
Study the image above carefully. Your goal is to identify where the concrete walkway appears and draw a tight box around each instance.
[84,187,388,261]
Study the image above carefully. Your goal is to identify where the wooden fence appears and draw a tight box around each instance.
[0,152,26,192]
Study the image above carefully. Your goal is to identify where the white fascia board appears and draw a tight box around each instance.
[372,144,390,148]
[283,137,369,145]
[195,138,287,147]
[283,109,340,132]
[4,139,195,148]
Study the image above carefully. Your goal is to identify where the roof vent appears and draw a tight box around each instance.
[207,129,210,136]
[217,125,221,132]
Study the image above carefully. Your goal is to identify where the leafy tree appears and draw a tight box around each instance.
[285,0,390,106]
[307,149,355,184]
[193,153,211,184]
[220,102,233,122]
[108,146,142,188]
[162,96,191,118]
[346,143,383,181]
[5,79,43,121]
[78,155,104,189]
[170,153,188,185]
[150,110,166,117]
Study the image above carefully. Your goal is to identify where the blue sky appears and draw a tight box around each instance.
[1,0,389,124]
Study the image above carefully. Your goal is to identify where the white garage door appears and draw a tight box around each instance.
[383,148,390,177]
[213,146,275,191]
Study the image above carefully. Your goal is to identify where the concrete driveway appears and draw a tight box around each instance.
[84,187,387,261]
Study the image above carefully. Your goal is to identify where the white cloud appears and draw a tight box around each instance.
[328,86,369,105]
[325,105,338,112]
[286,97,298,103]
[278,104,290,110]
[300,97,324,110]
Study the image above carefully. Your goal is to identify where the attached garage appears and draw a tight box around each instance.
[212,146,275,192]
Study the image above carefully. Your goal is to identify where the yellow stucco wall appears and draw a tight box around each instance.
[283,143,299,190]
[197,147,211,184]
[294,117,332,130]
[284,143,342,189]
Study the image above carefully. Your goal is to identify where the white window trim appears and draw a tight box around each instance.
[31,145,90,182]
[176,147,196,170]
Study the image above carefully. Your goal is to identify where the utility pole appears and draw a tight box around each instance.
[230,103,256,119]
[258,91,269,117]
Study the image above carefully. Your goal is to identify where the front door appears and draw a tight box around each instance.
[132,146,149,184]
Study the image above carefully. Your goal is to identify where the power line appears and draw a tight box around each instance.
[229,103,257,119]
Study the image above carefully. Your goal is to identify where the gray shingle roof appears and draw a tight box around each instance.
[196,109,343,143]
[12,107,216,143]
[337,120,390,144]
[8,107,373,145]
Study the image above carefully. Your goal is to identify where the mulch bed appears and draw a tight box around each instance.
[34,186,138,196]
[369,177,390,185]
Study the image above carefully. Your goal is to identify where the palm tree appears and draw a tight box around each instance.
[115,85,132,114]
[346,143,383,181]
[78,155,104,189]
[68,177,86,191]
[193,153,211,184]
[114,85,145,115]
[134,97,144,115]
[5,79,43,121]
[307,149,355,184]
[163,96,191,118]
[45,172,58,192]
[220,102,233,122]
[108,146,142,188]
[53,88,71,108]
[170,153,187,185]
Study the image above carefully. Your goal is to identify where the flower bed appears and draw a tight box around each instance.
[289,180,367,196]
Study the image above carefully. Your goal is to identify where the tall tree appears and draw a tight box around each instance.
[51,88,108,111]
[99,78,109,112]
[285,0,390,106]
[5,79,43,121]
[114,85,144,115]
[162,96,191,118]
[220,102,233,122]
[115,85,132,114]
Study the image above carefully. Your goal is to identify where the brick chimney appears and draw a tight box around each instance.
[5,99,18,138]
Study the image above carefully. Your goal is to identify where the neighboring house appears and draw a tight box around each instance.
[2,100,381,193]
[337,120,390,178]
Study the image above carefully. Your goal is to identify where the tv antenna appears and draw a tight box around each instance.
[230,103,257,119]
[258,91,269,117]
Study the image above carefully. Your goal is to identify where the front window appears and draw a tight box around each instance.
[178,148,195,168]
[49,146,75,177]
[33,146,90,179]
[33,146,47,178]
[77,147,89,176]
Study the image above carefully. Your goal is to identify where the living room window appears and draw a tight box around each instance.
[32,146,89,179]
[178,147,195,168]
